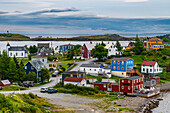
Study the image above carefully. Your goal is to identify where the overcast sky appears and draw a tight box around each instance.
[0,0,170,34]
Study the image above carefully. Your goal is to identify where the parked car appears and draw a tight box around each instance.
[40,88,48,93]
[0,87,2,90]
[23,81,34,87]
[20,83,29,88]
[52,71,59,77]
[48,88,57,94]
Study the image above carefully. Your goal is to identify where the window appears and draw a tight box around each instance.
[150,69,152,72]
[16,53,18,56]
[150,64,152,67]
[143,68,145,71]
[10,53,12,56]
[128,86,130,90]
[118,61,120,64]
[49,64,52,67]
[42,59,45,62]
[25,66,27,69]
[31,66,34,70]
[122,73,124,75]
[104,84,106,88]
[122,86,124,89]
[118,66,120,70]
[89,69,91,71]
[134,80,135,83]
[114,66,116,70]
[114,61,115,64]
[128,80,130,83]
[143,64,145,66]
[21,53,23,56]
[53,64,56,67]
[122,61,124,65]
[122,67,124,70]
[109,49,111,52]
[94,69,96,71]
[122,80,124,82]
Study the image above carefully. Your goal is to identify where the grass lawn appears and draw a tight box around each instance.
[57,59,84,65]
[0,86,28,91]
[86,75,98,79]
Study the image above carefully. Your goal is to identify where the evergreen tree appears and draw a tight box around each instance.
[17,60,26,82]
[115,40,123,51]
[27,72,37,82]
[13,55,19,69]
[101,41,106,46]
[7,59,17,83]
[0,51,11,80]
[134,36,145,55]
[40,69,50,82]
[97,75,102,82]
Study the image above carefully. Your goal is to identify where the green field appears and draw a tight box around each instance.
[0,86,28,91]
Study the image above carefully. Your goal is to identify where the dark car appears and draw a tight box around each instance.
[48,88,57,94]
[52,71,59,77]
[20,83,29,88]
[0,87,2,90]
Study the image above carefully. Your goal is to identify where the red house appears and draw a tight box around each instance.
[119,76,144,94]
[151,76,160,83]
[79,42,96,58]
[111,83,119,92]
[94,82,111,91]
[0,80,11,87]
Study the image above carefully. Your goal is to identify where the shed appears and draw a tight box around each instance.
[0,80,11,87]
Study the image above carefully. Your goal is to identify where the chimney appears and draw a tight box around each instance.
[90,41,92,44]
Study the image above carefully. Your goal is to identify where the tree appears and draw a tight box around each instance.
[163,37,170,42]
[13,55,19,69]
[115,40,123,51]
[7,59,17,83]
[134,36,145,55]
[97,75,102,82]
[40,69,50,82]
[67,45,82,60]
[101,41,106,46]
[29,45,38,54]
[0,51,11,80]
[27,72,37,82]
[92,44,108,60]
[16,60,27,82]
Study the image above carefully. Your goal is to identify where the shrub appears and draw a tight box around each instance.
[88,91,95,95]
[54,81,64,88]
[162,55,167,60]
[141,51,147,55]
[28,93,35,99]
[100,91,106,94]
[109,92,117,95]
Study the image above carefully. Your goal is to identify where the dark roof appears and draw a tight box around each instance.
[60,44,75,46]
[28,60,46,71]
[37,43,49,48]
[80,64,101,68]
[111,83,119,85]
[8,46,28,53]
[103,67,110,69]
[62,71,85,75]
[141,60,157,66]
[64,77,84,82]
[112,58,132,61]
[94,82,110,84]
[124,76,143,80]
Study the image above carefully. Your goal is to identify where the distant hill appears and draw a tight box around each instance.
[156,34,170,41]
[0,33,133,41]
[0,33,30,41]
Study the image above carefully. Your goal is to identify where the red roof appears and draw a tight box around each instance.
[141,60,157,66]
[64,77,84,82]
[60,44,75,46]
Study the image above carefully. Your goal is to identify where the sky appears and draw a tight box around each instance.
[0,0,170,35]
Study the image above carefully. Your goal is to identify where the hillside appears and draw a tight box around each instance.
[156,34,170,41]
[0,33,30,41]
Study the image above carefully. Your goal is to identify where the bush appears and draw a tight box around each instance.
[109,92,117,95]
[100,91,106,94]
[162,55,167,60]
[88,91,95,95]
[141,51,147,55]
[28,93,35,99]
[54,81,64,88]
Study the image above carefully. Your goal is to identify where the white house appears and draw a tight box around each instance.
[6,42,28,58]
[64,77,86,86]
[31,56,56,70]
[80,64,104,76]
[141,60,162,76]
[105,43,123,56]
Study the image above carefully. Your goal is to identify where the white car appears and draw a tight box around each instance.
[40,88,48,93]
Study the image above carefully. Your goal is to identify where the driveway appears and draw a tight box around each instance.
[71,58,96,71]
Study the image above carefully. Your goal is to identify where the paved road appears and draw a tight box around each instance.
[70,58,96,71]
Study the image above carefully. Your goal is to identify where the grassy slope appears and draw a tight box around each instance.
[0,33,30,41]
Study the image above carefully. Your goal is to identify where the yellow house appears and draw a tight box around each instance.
[146,37,164,51]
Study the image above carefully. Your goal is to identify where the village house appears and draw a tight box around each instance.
[110,58,133,77]
[94,82,111,91]
[144,78,156,88]
[146,37,164,51]
[62,71,86,81]
[59,44,75,53]
[37,43,54,56]
[6,42,28,58]
[105,43,123,56]
[79,64,105,76]
[64,77,86,86]
[79,42,96,58]
[24,60,46,78]
[141,60,162,76]
[0,80,11,87]
[31,56,56,70]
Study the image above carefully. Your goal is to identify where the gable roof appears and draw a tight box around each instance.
[0,80,11,85]
[148,37,162,41]
[8,46,28,53]
[112,58,132,61]
[80,64,102,68]
[141,60,157,66]
[125,76,143,80]
[119,41,130,47]
[64,77,84,82]
[85,43,96,50]
[28,60,46,71]
[105,44,112,49]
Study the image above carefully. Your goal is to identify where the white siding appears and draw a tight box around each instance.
[64,79,86,86]
[8,51,27,58]
[80,67,102,76]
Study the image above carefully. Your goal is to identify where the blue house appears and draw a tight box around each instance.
[111,58,133,77]
[59,44,75,53]
[24,60,46,81]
